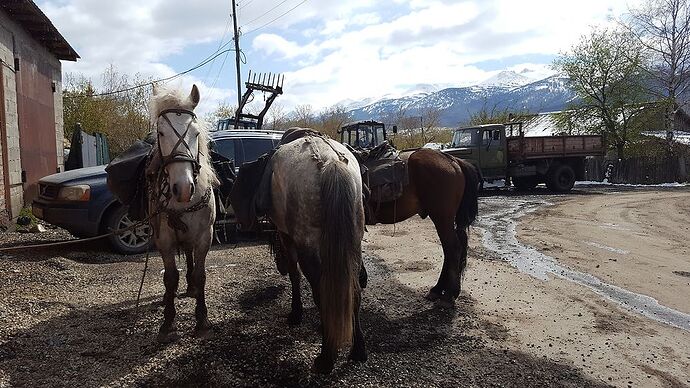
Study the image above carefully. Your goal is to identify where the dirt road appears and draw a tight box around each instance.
[0,186,688,387]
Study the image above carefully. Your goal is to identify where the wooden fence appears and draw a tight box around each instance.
[584,156,689,184]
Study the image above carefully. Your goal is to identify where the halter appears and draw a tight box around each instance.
[151,108,212,233]
[157,108,201,177]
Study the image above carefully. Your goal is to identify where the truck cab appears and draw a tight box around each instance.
[339,120,396,149]
[446,124,507,181]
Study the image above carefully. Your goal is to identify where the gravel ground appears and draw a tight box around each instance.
[0,212,610,387]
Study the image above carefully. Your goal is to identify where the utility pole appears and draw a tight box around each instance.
[231,0,242,116]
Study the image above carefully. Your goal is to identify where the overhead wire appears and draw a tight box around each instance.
[203,13,234,82]
[239,0,255,10]
[241,0,289,27]
[242,0,309,36]
[63,47,239,99]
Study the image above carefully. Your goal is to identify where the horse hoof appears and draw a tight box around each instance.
[425,290,442,302]
[179,289,197,298]
[312,355,334,374]
[194,326,214,340]
[349,348,367,363]
[435,297,456,309]
[287,310,303,326]
[157,330,180,344]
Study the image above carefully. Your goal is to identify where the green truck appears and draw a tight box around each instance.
[443,123,605,192]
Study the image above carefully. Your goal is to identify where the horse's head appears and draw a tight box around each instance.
[152,84,204,203]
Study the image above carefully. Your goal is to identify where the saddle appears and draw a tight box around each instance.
[230,128,323,230]
[105,134,155,220]
[346,141,408,225]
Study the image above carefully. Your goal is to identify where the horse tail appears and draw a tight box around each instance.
[454,157,479,281]
[319,159,359,351]
[455,158,479,229]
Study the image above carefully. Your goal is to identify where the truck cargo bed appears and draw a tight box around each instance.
[507,135,604,160]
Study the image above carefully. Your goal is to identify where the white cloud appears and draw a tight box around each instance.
[37,0,645,115]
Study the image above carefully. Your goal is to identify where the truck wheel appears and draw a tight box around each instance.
[512,177,538,191]
[105,205,153,254]
[547,164,576,192]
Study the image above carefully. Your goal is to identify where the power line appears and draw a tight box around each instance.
[203,15,234,81]
[241,0,289,27]
[64,48,239,99]
[239,0,255,10]
[242,0,308,36]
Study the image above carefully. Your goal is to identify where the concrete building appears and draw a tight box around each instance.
[0,0,78,226]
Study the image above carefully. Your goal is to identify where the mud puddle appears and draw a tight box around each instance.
[476,197,690,332]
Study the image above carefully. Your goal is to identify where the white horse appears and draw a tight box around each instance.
[146,84,218,342]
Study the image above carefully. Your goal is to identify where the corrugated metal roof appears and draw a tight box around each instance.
[1,0,79,61]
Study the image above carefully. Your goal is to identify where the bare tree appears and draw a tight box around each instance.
[318,104,350,139]
[266,101,289,129]
[63,66,153,156]
[292,104,316,128]
[203,101,236,127]
[624,0,690,133]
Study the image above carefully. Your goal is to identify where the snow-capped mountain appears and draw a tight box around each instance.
[347,72,576,127]
[478,70,533,89]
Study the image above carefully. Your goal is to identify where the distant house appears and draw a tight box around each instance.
[0,0,78,224]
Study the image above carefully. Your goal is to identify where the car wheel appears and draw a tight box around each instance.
[105,205,153,254]
[546,164,576,193]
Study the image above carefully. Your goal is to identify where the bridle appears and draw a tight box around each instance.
[157,108,201,178]
[150,108,212,233]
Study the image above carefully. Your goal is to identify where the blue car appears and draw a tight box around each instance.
[32,130,283,253]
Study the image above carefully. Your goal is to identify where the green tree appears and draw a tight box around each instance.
[554,28,647,158]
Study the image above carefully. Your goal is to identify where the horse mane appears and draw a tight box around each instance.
[149,84,219,188]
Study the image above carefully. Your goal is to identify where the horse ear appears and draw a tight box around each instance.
[189,84,200,109]
[152,82,160,96]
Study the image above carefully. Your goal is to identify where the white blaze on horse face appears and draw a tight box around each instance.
[158,113,200,203]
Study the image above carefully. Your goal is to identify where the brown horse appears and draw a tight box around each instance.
[369,148,479,305]
[230,130,366,373]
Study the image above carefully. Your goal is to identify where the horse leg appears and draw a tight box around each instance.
[299,250,321,308]
[287,261,303,325]
[349,285,367,362]
[429,215,461,306]
[359,260,368,289]
[278,233,303,325]
[158,251,180,343]
[180,248,197,298]
[192,241,212,339]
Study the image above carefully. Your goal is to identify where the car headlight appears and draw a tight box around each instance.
[57,185,91,201]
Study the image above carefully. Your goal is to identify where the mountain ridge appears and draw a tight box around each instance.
[346,71,576,127]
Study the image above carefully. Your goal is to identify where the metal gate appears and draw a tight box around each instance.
[16,52,58,200]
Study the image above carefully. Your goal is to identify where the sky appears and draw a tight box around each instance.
[37,0,641,116]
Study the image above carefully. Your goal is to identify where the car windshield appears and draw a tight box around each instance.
[211,139,236,161]
[240,138,276,164]
[452,130,474,147]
